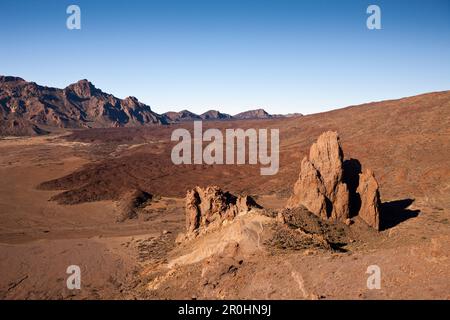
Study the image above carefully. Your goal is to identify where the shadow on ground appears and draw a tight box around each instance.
[380,199,420,230]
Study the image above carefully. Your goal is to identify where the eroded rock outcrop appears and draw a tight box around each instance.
[357,170,381,230]
[287,131,381,230]
[185,186,260,236]
[287,131,349,221]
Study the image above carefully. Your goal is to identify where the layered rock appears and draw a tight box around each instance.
[185,186,260,235]
[287,131,381,230]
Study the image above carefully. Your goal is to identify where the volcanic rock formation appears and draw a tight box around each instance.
[185,186,260,236]
[0,75,303,136]
[0,76,166,135]
[357,170,381,230]
[200,110,233,120]
[287,131,381,230]
[234,108,272,119]
[162,110,202,122]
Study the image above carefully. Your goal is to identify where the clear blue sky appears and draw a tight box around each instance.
[0,0,449,115]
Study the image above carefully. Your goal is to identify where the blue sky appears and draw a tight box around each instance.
[0,0,449,115]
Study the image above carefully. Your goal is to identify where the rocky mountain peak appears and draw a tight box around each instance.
[234,108,271,119]
[200,110,232,120]
[0,76,26,84]
[125,96,139,103]
[66,79,98,98]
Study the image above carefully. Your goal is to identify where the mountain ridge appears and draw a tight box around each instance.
[0,76,298,136]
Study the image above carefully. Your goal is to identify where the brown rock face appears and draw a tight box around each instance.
[357,170,381,230]
[287,131,349,221]
[0,76,167,136]
[287,157,328,219]
[234,108,271,119]
[287,131,381,230]
[309,131,344,192]
[186,189,201,233]
[185,186,260,235]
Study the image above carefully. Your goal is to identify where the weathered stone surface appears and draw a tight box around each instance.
[332,182,350,220]
[186,188,201,233]
[287,131,349,221]
[357,170,381,230]
[185,186,260,235]
[0,77,166,136]
[287,157,328,219]
[309,131,344,197]
[287,131,381,230]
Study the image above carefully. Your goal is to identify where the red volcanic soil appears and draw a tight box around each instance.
[1,90,449,300]
[39,90,450,211]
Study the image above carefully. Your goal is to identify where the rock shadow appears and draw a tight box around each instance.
[379,198,420,230]
[342,158,361,218]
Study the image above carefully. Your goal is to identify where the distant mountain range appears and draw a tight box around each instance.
[162,109,233,122]
[0,76,302,136]
[162,108,296,122]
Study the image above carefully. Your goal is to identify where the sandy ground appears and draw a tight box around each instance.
[0,117,449,299]
[0,135,182,299]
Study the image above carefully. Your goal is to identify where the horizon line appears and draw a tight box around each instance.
[2,74,449,117]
